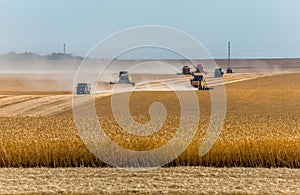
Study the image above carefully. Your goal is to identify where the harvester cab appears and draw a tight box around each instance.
[110,71,135,86]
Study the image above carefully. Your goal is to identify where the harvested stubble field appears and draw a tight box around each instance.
[0,167,300,194]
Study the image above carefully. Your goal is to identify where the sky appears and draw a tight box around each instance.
[0,0,299,59]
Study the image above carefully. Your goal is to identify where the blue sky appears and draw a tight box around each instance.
[0,0,299,58]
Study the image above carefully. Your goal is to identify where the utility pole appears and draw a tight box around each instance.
[227,41,231,68]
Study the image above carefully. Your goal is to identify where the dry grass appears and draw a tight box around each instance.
[1,167,300,194]
[0,73,299,167]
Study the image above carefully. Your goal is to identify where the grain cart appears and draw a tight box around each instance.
[110,71,135,86]
[76,83,91,94]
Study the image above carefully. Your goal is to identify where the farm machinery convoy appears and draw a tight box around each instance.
[176,64,229,90]
[75,71,135,94]
[177,64,207,75]
[76,64,231,94]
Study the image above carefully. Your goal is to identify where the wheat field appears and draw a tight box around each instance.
[0,73,299,168]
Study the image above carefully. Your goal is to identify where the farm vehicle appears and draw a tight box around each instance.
[110,71,135,86]
[76,83,91,94]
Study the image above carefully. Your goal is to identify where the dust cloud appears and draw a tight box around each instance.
[0,55,299,94]
[0,57,80,93]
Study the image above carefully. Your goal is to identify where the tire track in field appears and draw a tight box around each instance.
[0,73,278,117]
[0,95,96,117]
[32,96,94,117]
[0,95,41,107]
[0,95,70,117]
[207,73,277,87]
[0,97,42,109]
[102,73,269,93]
[38,73,276,116]
[0,95,10,100]
[95,73,271,94]
[21,98,70,117]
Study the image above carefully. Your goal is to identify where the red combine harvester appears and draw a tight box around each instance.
[177,65,192,75]
[192,64,207,75]
[226,67,233,73]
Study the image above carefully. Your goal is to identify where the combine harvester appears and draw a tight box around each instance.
[226,67,233,73]
[214,68,224,78]
[177,65,192,75]
[177,64,208,76]
[110,71,135,86]
[76,83,91,94]
[192,64,207,75]
[190,72,213,90]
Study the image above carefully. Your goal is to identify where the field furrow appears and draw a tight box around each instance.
[0,95,68,117]
[21,98,71,117]
[0,73,288,117]
[0,95,39,107]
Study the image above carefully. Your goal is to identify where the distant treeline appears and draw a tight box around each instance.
[0,52,84,61]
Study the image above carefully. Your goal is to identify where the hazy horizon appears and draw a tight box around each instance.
[2,51,300,60]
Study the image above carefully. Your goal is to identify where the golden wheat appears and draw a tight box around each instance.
[0,73,299,167]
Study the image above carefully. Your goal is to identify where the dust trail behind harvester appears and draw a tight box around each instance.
[1,56,300,94]
[0,55,82,93]
[94,59,196,94]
